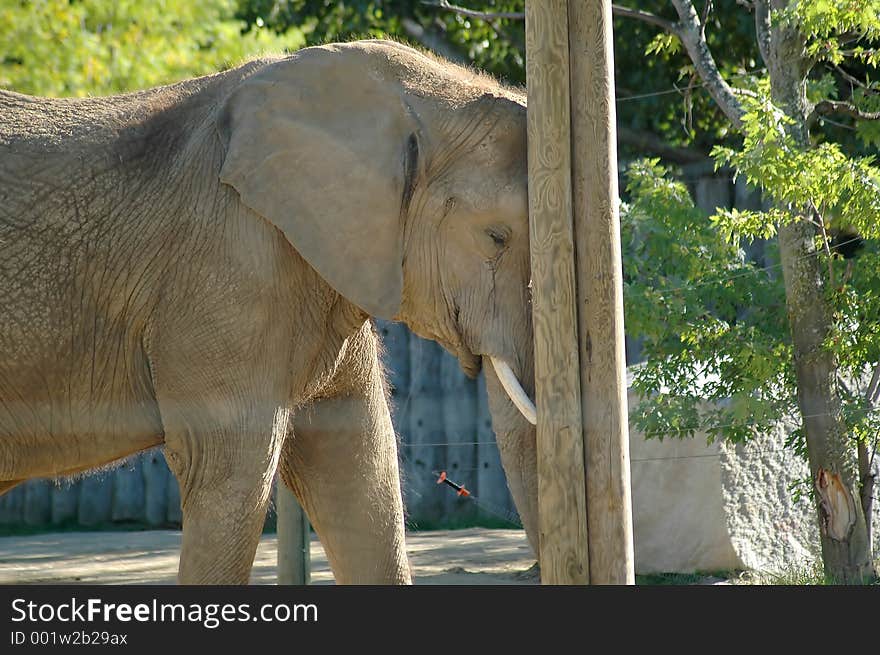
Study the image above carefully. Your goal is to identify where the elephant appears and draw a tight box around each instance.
[0,39,539,584]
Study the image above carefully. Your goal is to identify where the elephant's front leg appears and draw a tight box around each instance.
[280,350,410,584]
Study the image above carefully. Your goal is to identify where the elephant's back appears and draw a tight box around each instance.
[0,59,269,153]
[0,87,169,152]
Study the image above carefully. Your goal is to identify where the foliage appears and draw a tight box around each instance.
[624,3,880,475]
[785,0,880,151]
[621,160,793,444]
[625,145,880,450]
[735,559,829,585]
[783,0,880,65]
[0,0,302,96]
[635,570,731,585]
[738,556,880,584]
[713,89,880,243]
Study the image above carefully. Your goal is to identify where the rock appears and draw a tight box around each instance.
[629,383,880,574]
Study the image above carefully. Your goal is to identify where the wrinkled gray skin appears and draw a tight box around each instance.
[0,40,538,584]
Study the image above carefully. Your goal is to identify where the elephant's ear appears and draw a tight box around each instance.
[217,57,414,320]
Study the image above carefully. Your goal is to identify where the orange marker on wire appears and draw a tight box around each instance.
[435,470,471,497]
[433,470,521,526]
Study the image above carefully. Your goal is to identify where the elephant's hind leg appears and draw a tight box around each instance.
[152,345,290,585]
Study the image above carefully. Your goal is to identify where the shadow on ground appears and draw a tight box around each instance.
[0,528,537,585]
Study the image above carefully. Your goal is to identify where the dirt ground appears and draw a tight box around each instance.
[0,528,538,585]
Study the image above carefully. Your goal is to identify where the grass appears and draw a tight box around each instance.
[736,561,828,585]
[732,558,880,585]
[636,571,732,585]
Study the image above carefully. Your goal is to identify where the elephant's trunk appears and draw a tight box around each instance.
[483,354,540,560]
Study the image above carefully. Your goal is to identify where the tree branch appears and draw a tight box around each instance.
[421,0,523,21]
[810,202,837,288]
[611,5,680,35]
[815,100,880,121]
[840,48,879,58]
[867,361,880,408]
[699,0,712,40]
[753,0,772,68]
[669,0,746,128]
[424,1,748,127]
[831,64,879,94]
[422,1,682,36]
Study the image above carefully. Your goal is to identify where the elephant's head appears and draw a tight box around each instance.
[218,40,540,555]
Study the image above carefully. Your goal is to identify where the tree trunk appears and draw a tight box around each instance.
[769,1,875,582]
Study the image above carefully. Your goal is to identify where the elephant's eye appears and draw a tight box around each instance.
[485,226,510,248]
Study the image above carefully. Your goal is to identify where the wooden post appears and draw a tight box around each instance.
[526,0,634,584]
[525,0,590,585]
[569,0,635,584]
[277,482,310,585]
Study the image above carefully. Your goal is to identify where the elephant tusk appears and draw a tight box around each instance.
[489,357,537,426]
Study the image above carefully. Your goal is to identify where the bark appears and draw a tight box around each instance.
[860,362,880,557]
[767,0,874,582]
[669,0,746,128]
[858,440,874,557]
[754,0,772,67]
